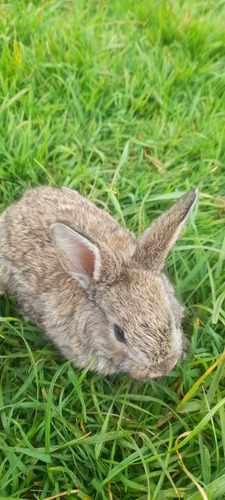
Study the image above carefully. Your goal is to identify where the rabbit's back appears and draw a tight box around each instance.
[0,186,135,288]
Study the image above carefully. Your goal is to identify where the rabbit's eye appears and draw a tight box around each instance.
[114,324,126,343]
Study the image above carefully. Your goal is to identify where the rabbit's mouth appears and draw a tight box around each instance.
[124,354,180,380]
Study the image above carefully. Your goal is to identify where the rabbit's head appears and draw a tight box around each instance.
[50,189,198,379]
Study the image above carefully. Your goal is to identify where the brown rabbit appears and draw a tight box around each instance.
[0,186,198,379]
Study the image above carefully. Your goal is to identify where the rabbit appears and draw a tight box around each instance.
[0,185,198,379]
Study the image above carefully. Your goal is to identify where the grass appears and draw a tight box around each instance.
[0,0,225,498]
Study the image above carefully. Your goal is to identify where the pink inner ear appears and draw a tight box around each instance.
[80,246,95,277]
[51,222,99,281]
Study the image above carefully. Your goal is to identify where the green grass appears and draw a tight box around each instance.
[0,0,225,498]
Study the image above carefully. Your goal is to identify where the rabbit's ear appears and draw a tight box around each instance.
[133,189,198,271]
[50,223,119,288]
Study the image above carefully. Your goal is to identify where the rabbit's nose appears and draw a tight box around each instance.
[150,355,178,378]
[163,354,179,373]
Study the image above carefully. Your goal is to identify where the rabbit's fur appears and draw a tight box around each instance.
[0,186,198,379]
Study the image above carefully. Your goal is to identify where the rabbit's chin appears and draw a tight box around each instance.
[129,356,179,380]
[86,352,181,380]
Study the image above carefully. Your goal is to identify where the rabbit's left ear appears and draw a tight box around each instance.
[133,189,198,271]
[50,223,121,288]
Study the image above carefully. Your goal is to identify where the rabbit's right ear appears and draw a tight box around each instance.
[50,223,120,288]
[133,189,198,271]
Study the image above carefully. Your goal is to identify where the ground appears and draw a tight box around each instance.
[0,1,224,499]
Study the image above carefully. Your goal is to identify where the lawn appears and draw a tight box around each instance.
[0,0,225,499]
